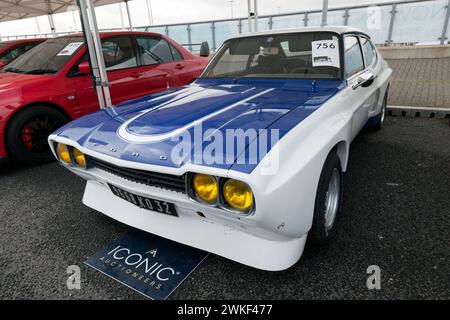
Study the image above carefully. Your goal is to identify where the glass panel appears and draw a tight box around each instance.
[146,26,167,35]
[307,10,344,26]
[256,17,271,31]
[136,37,174,65]
[215,20,240,49]
[327,10,346,26]
[167,25,189,45]
[447,15,450,44]
[190,23,214,49]
[391,0,448,44]
[307,12,322,26]
[347,5,392,45]
[271,14,304,29]
[344,36,364,77]
[102,37,138,71]
[241,20,250,34]
[203,32,341,80]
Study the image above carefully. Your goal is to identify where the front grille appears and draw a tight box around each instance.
[88,156,186,194]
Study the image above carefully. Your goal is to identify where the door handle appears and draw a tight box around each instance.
[352,73,376,90]
[130,72,141,78]
[175,63,185,70]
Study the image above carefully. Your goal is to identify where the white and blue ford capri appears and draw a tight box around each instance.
[49,27,391,271]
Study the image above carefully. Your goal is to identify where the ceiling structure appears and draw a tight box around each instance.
[0,0,123,22]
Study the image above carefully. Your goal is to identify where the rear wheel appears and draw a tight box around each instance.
[309,152,343,245]
[6,106,69,164]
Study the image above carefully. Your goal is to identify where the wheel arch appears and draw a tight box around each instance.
[3,102,72,154]
[331,140,349,172]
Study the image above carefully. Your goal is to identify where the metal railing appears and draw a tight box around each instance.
[2,0,450,49]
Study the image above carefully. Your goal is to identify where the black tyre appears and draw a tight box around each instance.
[371,88,389,131]
[309,152,343,245]
[5,106,69,164]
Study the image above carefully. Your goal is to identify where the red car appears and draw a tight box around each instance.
[0,38,47,69]
[0,32,208,164]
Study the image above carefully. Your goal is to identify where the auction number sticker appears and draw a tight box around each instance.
[311,38,340,68]
[57,42,83,56]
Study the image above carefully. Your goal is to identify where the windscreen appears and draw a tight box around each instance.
[2,37,84,75]
[202,32,342,80]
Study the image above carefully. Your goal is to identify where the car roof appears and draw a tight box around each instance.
[0,38,46,45]
[54,31,164,39]
[228,26,369,40]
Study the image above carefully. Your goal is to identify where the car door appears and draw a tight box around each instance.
[73,36,141,114]
[134,35,194,91]
[359,36,382,117]
[344,35,377,140]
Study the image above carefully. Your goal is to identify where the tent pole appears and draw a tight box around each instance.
[124,0,133,30]
[321,0,329,26]
[76,0,107,109]
[86,0,112,107]
[35,17,42,36]
[253,0,258,32]
[119,3,126,30]
[247,0,252,32]
[146,0,154,26]
[47,14,57,37]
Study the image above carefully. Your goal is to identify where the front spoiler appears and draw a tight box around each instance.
[83,180,307,271]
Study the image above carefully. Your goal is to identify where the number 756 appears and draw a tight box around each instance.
[316,42,336,49]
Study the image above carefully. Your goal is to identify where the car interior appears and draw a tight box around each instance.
[210,33,342,79]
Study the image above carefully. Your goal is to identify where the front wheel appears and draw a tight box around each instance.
[309,152,343,245]
[5,106,69,165]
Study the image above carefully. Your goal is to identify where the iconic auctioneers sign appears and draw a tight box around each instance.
[85,230,208,300]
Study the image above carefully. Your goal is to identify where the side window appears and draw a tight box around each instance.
[344,36,364,78]
[101,37,137,71]
[136,37,174,66]
[169,43,183,62]
[361,37,376,67]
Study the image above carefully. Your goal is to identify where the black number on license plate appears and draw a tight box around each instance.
[108,184,178,217]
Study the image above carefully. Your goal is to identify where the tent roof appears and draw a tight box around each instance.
[0,0,123,22]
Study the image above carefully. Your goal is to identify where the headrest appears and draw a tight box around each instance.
[229,38,261,55]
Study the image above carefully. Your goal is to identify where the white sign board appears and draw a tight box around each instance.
[311,39,340,68]
[57,42,84,56]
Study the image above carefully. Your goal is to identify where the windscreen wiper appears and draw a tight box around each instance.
[4,67,24,73]
[25,69,58,75]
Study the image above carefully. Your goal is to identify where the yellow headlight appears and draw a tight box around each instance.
[223,179,253,211]
[193,174,218,203]
[72,148,86,168]
[56,143,71,164]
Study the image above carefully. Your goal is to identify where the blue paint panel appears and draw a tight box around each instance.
[54,78,345,173]
[363,113,381,128]
[85,229,208,300]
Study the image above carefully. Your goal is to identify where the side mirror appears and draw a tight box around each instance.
[78,61,91,75]
[0,61,5,70]
[199,41,210,57]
